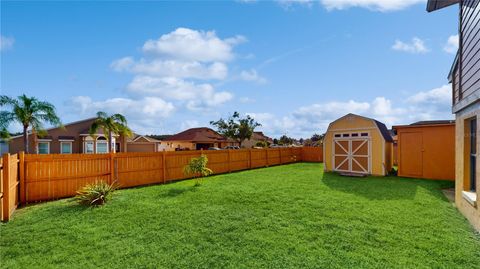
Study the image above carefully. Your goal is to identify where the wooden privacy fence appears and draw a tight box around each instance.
[2,146,322,220]
[302,146,323,162]
[1,153,20,221]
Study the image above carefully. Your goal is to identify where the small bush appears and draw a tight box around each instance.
[255,141,268,148]
[75,181,117,206]
[183,154,213,186]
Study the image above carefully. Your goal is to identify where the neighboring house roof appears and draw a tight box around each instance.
[252,131,273,142]
[147,135,172,141]
[426,0,459,12]
[165,127,235,143]
[9,117,97,139]
[128,134,162,143]
[410,120,455,126]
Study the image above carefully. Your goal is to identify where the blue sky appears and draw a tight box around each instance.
[1,0,458,138]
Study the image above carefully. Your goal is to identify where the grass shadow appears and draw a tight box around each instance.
[158,186,198,198]
[321,172,418,201]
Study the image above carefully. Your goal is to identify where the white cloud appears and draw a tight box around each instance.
[321,0,425,11]
[392,37,429,54]
[408,84,451,104]
[0,35,15,51]
[277,0,314,9]
[109,27,261,117]
[126,76,233,107]
[240,69,267,84]
[180,120,200,130]
[247,84,453,138]
[110,57,135,71]
[142,27,245,62]
[240,97,255,103]
[443,34,459,54]
[71,96,175,118]
[116,59,228,80]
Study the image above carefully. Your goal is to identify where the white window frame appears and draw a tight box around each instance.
[96,140,109,154]
[37,141,50,154]
[60,141,73,154]
[84,141,94,154]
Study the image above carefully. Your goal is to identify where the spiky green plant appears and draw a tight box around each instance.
[183,154,213,186]
[75,181,117,206]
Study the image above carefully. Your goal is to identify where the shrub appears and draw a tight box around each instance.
[255,141,268,148]
[183,154,213,186]
[75,181,117,206]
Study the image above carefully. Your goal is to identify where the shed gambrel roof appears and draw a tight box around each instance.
[328,113,393,143]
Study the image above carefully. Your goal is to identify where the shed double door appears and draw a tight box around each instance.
[333,138,371,174]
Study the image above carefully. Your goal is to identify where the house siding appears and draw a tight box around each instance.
[455,103,480,231]
[455,0,480,112]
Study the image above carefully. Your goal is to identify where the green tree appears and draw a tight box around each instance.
[210,112,261,147]
[279,135,294,145]
[0,94,62,153]
[183,154,213,186]
[89,111,132,153]
[311,133,325,142]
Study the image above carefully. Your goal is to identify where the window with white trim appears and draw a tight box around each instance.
[84,141,94,154]
[96,137,108,153]
[60,142,72,154]
[37,142,50,154]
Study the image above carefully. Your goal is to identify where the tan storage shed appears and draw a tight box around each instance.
[324,113,393,176]
[393,120,455,181]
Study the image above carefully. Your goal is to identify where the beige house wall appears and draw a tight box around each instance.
[455,102,480,231]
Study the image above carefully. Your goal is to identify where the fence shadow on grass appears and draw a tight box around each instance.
[321,172,419,201]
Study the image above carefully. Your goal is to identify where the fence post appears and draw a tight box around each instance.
[249,149,252,169]
[19,151,25,204]
[279,148,282,164]
[109,152,114,184]
[265,148,269,167]
[2,153,10,221]
[227,150,231,172]
[162,150,166,184]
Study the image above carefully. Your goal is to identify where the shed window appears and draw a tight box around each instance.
[352,133,359,137]
[342,134,350,137]
[334,134,341,137]
[361,133,369,137]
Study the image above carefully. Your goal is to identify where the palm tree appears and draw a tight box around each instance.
[0,94,62,153]
[89,111,132,153]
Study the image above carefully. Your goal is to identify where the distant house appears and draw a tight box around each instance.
[125,134,163,153]
[7,118,160,154]
[162,127,239,151]
[0,140,8,155]
[428,0,479,230]
[242,131,273,148]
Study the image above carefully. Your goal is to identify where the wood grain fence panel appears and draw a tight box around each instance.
[1,154,19,221]
[250,149,267,168]
[0,157,3,221]
[267,149,281,166]
[24,154,110,202]
[15,147,318,205]
[301,147,323,162]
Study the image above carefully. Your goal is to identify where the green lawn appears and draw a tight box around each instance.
[1,163,479,268]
